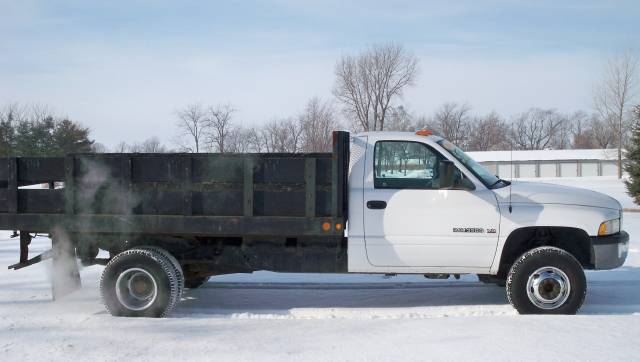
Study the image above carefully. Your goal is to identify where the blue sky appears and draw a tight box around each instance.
[1,0,638,147]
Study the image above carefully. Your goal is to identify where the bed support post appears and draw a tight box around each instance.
[19,232,31,263]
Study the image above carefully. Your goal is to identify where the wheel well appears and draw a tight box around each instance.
[497,227,592,277]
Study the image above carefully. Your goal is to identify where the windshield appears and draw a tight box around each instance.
[437,139,501,187]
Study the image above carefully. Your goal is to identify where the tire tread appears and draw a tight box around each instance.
[506,246,587,314]
[100,248,179,317]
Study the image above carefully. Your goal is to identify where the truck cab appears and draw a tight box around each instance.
[347,131,628,313]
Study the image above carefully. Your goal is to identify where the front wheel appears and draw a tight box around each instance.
[506,246,586,314]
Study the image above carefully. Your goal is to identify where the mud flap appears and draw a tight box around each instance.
[51,231,81,300]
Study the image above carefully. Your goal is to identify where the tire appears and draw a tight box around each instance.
[185,275,210,289]
[138,246,184,303]
[100,248,179,317]
[506,246,586,315]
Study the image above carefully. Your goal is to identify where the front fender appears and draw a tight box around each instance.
[489,203,620,274]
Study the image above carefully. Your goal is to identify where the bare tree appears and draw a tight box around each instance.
[1,103,28,123]
[206,103,235,153]
[114,141,129,153]
[589,115,616,149]
[594,51,639,177]
[91,142,108,153]
[127,143,142,153]
[114,137,168,153]
[510,108,565,150]
[333,43,418,131]
[467,111,508,151]
[226,127,262,153]
[423,102,471,148]
[139,137,169,152]
[299,97,339,152]
[550,115,572,150]
[175,104,207,153]
[246,127,263,153]
[386,105,415,132]
[569,111,598,149]
[259,118,303,153]
[29,103,54,123]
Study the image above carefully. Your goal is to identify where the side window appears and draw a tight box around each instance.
[374,141,446,189]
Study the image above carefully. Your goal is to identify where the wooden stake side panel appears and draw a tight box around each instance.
[0,134,350,236]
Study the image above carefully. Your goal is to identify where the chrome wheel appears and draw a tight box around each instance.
[526,266,571,310]
[115,268,158,311]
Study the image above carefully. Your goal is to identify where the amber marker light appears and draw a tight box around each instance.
[598,222,607,236]
[335,223,343,231]
[322,222,331,232]
[415,130,433,136]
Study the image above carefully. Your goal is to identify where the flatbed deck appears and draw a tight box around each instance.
[1,132,350,278]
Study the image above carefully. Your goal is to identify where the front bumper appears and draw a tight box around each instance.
[590,230,629,270]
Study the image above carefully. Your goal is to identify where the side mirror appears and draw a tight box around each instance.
[439,160,455,188]
[439,160,476,190]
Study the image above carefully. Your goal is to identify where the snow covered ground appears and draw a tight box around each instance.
[1,177,640,361]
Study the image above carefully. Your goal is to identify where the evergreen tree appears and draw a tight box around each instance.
[52,118,93,154]
[13,120,36,156]
[0,106,18,157]
[0,119,15,157]
[625,105,640,204]
[1,103,94,157]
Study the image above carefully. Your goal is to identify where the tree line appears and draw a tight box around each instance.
[172,99,635,155]
[173,97,339,153]
[2,43,637,159]
[0,103,93,157]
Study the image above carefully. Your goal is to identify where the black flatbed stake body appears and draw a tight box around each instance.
[2,131,350,277]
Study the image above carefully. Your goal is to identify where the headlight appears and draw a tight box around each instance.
[598,218,620,236]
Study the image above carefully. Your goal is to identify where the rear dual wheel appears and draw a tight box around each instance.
[100,247,184,317]
[138,246,184,298]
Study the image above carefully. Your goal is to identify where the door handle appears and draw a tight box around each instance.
[367,200,387,209]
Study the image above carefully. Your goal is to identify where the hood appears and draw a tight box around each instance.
[492,181,621,210]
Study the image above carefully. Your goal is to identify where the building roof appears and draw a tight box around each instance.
[467,149,621,162]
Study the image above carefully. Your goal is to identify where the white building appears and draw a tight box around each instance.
[467,149,622,178]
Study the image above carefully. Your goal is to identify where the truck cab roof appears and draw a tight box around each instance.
[353,131,443,143]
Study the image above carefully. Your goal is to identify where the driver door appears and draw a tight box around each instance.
[363,139,500,268]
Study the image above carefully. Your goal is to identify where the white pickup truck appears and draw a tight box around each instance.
[3,130,629,317]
